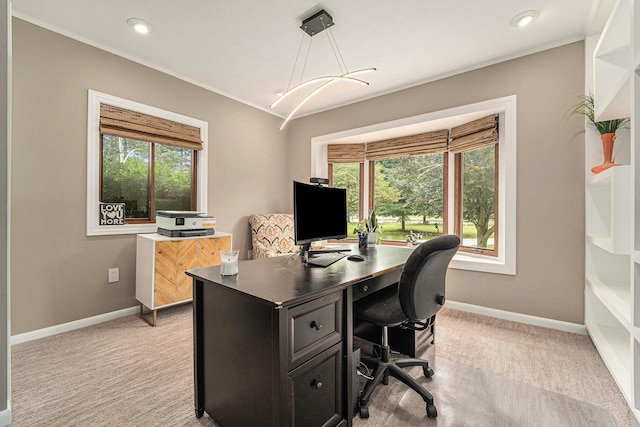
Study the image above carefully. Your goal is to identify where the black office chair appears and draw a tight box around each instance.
[353,234,460,419]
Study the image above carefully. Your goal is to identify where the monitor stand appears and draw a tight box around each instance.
[300,243,312,265]
[300,242,351,265]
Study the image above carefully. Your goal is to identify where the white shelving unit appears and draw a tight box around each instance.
[586,0,640,420]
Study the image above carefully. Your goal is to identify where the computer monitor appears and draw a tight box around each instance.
[293,180,347,256]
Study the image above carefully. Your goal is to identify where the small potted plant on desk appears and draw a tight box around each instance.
[354,209,383,248]
[406,231,423,248]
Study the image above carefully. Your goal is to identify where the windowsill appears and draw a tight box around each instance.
[450,251,515,275]
[335,239,515,276]
[87,223,157,236]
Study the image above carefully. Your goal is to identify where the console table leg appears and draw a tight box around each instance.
[138,303,157,327]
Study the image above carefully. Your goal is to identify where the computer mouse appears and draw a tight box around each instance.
[347,254,365,262]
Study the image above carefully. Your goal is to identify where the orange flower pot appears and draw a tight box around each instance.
[591,133,620,174]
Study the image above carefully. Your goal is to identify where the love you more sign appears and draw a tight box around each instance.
[99,202,125,225]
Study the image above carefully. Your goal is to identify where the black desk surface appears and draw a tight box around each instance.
[186,244,412,308]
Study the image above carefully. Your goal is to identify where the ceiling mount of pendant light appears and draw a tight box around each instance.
[272,10,376,130]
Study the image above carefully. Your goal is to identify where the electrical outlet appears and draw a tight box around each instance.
[108,267,119,283]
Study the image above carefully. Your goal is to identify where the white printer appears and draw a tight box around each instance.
[156,211,216,237]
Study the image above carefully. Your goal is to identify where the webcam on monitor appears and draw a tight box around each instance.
[310,177,329,186]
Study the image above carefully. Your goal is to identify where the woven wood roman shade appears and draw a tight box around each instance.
[364,129,449,160]
[328,144,365,163]
[100,104,204,151]
[448,114,498,154]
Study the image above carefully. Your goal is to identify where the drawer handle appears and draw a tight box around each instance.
[360,285,369,292]
[311,378,323,390]
[310,321,323,331]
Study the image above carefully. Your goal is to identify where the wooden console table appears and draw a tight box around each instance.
[135,232,231,326]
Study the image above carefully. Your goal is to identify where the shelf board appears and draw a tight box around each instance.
[587,234,631,255]
[587,235,615,253]
[586,277,631,327]
[586,164,629,186]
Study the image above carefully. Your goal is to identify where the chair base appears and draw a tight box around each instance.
[358,344,437,419]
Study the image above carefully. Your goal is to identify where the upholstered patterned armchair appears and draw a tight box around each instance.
[249,213,300,259]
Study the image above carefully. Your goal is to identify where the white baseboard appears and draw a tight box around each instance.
[10,306,139,345]
[445,300,587,335]
[10,300,587,346]
[0,405,11,427]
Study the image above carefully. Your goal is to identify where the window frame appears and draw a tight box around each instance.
[87,90,208,236]
[311,96,516,275]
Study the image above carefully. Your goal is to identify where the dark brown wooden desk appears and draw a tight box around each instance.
[186,245,425,426]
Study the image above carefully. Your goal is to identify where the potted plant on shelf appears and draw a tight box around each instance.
[570,92,630,174]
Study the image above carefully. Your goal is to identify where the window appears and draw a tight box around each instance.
[87,91,208,236]
[351,118,496,251]
[372,154,446,243]
[455,145,497,254]
[312,96,516,275]
[449,113,499,256]
[100,136,196,222]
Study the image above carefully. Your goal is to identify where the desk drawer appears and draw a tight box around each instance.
[353,268,402,301]
[288,343,343,427]
[288,292,342,368]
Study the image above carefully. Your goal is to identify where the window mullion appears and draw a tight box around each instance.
[493,143,499,254]
[149,142,155,220]
[367,160,374,216]
[443,153,449,235]
[192,150,198,211]
[453,153,462,238]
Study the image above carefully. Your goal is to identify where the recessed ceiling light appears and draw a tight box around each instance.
[510,10,540,28]
[127,18,154,34]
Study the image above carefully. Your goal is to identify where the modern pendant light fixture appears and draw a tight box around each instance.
[272,10,376,130]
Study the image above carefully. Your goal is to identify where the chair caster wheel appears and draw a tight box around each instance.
[423,367,434,378]
[359,405,369,418]
[426,404,437,418]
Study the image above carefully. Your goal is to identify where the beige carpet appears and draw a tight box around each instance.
[433,309,638,427]
[10,306,638,426]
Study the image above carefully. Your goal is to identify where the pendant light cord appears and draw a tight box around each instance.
[326,28,348,74]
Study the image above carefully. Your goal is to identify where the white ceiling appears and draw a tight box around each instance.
[12,0,613,121]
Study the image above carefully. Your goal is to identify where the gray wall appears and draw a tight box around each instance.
[11,18,289,334]
[287,42,586,324]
